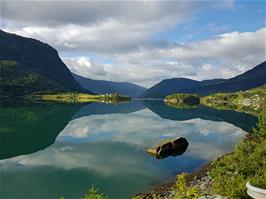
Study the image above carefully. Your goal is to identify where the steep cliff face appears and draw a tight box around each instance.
[0,30,85,93]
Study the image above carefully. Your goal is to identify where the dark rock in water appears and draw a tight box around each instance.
[146,137,189,159]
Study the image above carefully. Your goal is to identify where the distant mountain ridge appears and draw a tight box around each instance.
[0,30,85,94]
[72,73,147,97]
[143,61,266,98]
[1,30,265,98]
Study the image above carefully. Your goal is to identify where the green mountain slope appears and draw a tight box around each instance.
[189,61,266,95]
[0,30,85,94]
[0,60,66,96]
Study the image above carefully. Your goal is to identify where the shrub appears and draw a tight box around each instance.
[172,173,202,199]
[59,185,106,199]
[81,185,106,199]
[209,112,266,198]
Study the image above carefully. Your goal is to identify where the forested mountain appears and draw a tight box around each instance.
[143,61,266,98]
[72,73,147,97]
[0,61,66,96]
[1,29,265,98]
[0,30,86,95]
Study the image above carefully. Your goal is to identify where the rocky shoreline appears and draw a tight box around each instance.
[135,159,228,199]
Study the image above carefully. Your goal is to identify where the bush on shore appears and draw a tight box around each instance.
[169,112,266,199]
[209,112,266,198]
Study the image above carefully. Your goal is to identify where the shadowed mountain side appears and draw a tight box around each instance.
[72,100,145,120]
[143,61,266,98]
[72,73,147,97]
[143,100,257,133]
[0,104,83,160]
[0,61,66,96]
[142,78,222,98]
[188,61,266,96]
[0,30,86,93]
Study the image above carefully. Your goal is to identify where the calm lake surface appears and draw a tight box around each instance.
[0,100,258,199]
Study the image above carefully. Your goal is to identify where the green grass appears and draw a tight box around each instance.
[201,85,266,116]
[31,92,131,104]
[172,173,202,199]
[208,112,266,198]
[165,112,266,199]
[164,85,266,115]
[80,186,106,199]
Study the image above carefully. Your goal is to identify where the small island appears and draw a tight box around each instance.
[163,85,266,116]
[164,93,200,108]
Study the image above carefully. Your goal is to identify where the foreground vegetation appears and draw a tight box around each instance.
[209,111,266,197]
[60,186,106,199]
[31,92,131,104]
[170,112,266,199]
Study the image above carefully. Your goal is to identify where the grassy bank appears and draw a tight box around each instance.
[208,112,266,198]
[164,85,266,116]
[201,85,266,116]
[30,92,131,104]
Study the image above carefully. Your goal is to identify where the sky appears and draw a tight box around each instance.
[0,0,265,87]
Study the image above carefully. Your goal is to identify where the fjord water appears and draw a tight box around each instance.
[0,101,258,199]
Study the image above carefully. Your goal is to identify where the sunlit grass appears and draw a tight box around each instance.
[31,92,131,104]
[208,112,266,198]
[201,85,266,116]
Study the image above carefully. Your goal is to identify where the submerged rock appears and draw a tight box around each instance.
[146,137,189,159]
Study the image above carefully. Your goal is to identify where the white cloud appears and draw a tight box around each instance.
[64,57,107,77]
[2,1,201,53]
[1,1,265,87]
[58,108,246,161]
[1,1,198,26]
[2,17,177,53]
[57,28,265,87]
[0,108,246,175]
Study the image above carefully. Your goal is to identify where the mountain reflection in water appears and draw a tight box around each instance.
[0,100,258,199]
